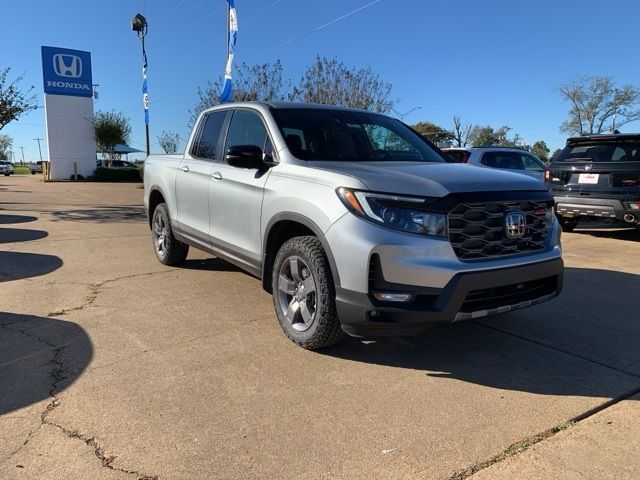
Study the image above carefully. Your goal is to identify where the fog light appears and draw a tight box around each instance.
[372,292,413,302]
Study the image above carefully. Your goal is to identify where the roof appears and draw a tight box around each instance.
[567,133,640,145]
[203,101,378,115]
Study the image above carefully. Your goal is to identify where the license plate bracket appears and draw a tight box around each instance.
[578,173,599,184]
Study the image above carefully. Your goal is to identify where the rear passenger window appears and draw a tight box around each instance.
[481,152,525,170]
[522,155,544,171]
[225,110,269,152]
[192,111,227,160]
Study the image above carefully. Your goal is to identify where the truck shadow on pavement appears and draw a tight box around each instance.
[0,312,93,415]
[50,205,146,223]
[0,228,48,243]
[325,267,640,398]
[0,214,38,225]
[0,252,63,283]
[181,257,243,272]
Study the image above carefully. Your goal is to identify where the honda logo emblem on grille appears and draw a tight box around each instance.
[53,54,82,78]
[505,212,526,238]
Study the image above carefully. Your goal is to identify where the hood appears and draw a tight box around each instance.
[307,161,546,197]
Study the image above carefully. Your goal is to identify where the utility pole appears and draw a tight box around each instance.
[20,146,25,164]
[34,138,44,162]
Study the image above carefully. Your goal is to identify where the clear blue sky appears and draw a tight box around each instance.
[3,0,639,162]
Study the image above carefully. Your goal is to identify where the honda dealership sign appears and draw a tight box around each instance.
[42,47,93,97]
[41,46,96,180]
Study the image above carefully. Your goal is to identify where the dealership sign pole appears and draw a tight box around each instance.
[41,46,96,180]
[219,0,237,103]
[132,14,150,156]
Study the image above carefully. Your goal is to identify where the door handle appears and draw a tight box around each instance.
[180,165,190,173]
[211,172,223,180]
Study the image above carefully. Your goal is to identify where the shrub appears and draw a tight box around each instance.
[92,167,142,182]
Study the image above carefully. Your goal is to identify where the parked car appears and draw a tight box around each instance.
[0,161,10,176]
[144,102,563,349]
[29,161,47,175]
[443,147,547,181]
[96,160,139,169]
[547,133,640,231]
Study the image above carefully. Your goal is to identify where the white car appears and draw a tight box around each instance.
[0,161,12,176]
[442,147,546,182]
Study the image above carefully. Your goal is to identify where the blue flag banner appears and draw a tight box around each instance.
[142,48,149,125]
[219,0,237,103]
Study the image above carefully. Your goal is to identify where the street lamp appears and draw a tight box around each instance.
[131,13,150,156]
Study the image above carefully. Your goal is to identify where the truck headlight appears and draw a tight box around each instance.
[336,187,447,237]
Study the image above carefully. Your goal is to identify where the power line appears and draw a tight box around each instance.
[248,0,383,61]
[243,0,284,26]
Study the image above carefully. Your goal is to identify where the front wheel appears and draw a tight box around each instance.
[272,236,344,350]
[151,203,189,266]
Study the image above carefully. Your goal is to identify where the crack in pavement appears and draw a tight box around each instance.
[46,269,177,318]
[1,314,159,479]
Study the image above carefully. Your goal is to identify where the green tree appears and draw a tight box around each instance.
[189,60,290,127]
[530,140,550,162]
[0,67,38,131]
[412,121,452,144]
[469,125,519,147]
[94,111,132,161]
[558,76,640,135]
[0,133,12,160]
[550,148,563,162]
[290,56,395,113]
[157,130,181,154]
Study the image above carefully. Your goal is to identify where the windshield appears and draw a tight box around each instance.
[271,108,447,162]
[557,141,640,162]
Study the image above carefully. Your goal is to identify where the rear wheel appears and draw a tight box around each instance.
[272,236,344,350]
[558,217,578,232]
[151,203,189,266]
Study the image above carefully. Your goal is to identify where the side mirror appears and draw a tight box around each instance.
[225,145,265,169]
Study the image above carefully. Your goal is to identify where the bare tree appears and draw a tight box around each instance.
[558,76,640,135]
[0,67,38,131]
[290,56,395,113]
[451,116,473,147]
[189,60,290,127]
[157,131,181,154]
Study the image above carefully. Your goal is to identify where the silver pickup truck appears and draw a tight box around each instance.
[144,102,563,349]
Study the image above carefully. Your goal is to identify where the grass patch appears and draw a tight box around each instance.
[12,165,30,175]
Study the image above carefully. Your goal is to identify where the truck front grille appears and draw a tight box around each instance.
[448,200,552,261]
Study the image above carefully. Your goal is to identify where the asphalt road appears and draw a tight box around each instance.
[1,175,639,479]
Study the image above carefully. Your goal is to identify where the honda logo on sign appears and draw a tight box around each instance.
[505,212,526,238]
[53,54,82,78]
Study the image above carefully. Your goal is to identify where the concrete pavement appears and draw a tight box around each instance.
[1,175,639,479]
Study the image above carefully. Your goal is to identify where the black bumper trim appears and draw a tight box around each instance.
[554,195,639,220]
[335,257,564,337]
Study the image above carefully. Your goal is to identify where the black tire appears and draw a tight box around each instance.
[559,217,578,232]
[150,203,189,266]
[3,173,9,176]
[272,236,344,350]
[30,171,36,175]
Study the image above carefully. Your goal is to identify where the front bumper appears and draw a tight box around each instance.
[336,257,563,337]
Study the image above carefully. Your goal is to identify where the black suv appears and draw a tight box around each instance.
[547,134,640,231]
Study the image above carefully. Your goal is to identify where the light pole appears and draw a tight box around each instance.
[131,13,150,156]
[34,138,43,162]
[391,106,422,122]
[20,146,25,164]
